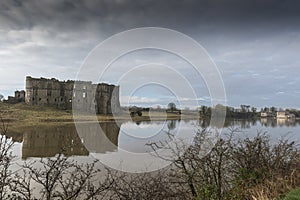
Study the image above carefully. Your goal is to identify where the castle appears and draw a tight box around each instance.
[24,76,120,114]
[5,90,25,103]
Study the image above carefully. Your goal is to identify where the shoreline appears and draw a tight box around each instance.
[1,103,299,128]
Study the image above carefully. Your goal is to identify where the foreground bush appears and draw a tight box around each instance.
[284,188,300,200]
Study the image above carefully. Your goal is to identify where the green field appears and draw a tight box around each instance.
[0,102,194,130]
[285,189,300,200]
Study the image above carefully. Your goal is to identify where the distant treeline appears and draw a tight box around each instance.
[121,104,300,119]
[200,104,300,119]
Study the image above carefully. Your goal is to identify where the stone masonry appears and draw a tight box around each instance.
[25,76,120,114]
[5,90,25,103]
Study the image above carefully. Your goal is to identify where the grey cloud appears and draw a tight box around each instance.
[0,0,299,108]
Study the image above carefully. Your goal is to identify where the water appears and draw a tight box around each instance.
[6,118,300,172]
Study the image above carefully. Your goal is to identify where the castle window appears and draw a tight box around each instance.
[61,98,63,101]
[55,98,57,102]
[39,98,41,101]
[47,90,51,96]
[83,92,86,98]
[83,85,86,90]
[73,92,76,97]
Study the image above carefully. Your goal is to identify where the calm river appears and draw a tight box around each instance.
[6,118,300,172]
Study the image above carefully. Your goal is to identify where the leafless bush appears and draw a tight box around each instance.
[107,169,188,200]
[9,155,113,200]
[0,117,15,199]
[146,129,300,200]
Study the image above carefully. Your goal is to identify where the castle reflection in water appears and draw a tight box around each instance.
[4,118,300,160]
[7,121,120,159]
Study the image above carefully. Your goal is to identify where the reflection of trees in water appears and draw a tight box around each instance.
[167,120,177,130]
[199,119,210,128]
[134,121,163,126]
[134,120,179,130]
[199,118,299,129]
[251,119,257,126]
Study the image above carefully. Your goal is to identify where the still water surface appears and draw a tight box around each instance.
[7,118,300,162]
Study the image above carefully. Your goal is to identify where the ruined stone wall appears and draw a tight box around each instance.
[25,76,74,109]
[5,90,25,104]
[15,90,25,101]
[25,76,120,114]
[94,84,120,114]
[72,80,94,113]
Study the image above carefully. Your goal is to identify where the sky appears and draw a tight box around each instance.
[0,0,300,109]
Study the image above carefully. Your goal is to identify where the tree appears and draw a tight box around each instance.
[167,102,176,111]
[263,107,270,112]
[0,117,14,199]
[270,107,277,113]
[240,105,247,113]
[156,105,162,111]
[246,105,250,112]
[200,106,207,113]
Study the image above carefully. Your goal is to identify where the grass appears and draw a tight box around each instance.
[0,102,197,129]
[284,189,300,200]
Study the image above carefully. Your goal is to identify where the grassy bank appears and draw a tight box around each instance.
[285,189,300,200]
[0,103,192,127]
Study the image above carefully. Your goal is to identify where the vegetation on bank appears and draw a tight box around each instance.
[1,118,300,199]
[1,102,300,126]
[0,103,187,126]
[200,104,300,119]
[285,188,300,200]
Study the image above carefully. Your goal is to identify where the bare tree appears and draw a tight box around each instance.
[0,117,15,199]
[147,129,232,199]
[10,155,114,200]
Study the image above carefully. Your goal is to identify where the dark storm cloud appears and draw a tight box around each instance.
[1,0,300,31]
[0,0,300,108]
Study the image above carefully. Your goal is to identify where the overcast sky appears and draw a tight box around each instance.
[0,0,299,109]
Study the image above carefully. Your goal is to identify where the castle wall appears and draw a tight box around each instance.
[15,90,25,100]
[25,76,120,114]
[5,90,25,104]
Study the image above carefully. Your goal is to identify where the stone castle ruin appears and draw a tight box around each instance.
[5,90,25,103]
[25,76,120,114]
